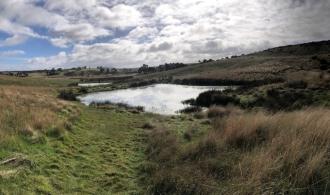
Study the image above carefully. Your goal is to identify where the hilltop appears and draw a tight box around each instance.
[133,40,330,86]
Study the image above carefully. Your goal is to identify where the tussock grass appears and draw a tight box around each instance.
[207,105,243,118]
[145,107,330,194]
[0,86,79,141]
[229,108,330,194]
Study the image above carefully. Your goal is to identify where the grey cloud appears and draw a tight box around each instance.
[148,42,173,52]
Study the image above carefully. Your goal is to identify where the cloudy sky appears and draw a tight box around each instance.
[0,0,329,70]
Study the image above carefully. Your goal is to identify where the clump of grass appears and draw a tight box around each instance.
[144,127,217,194]
[207,106,242,118]
[141,122,155,129]
[144,107,330,194]
[193,111,206,119]
[228,108,330,194]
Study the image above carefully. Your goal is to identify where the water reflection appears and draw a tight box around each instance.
[78,84,225,115]
[78,83,111,87]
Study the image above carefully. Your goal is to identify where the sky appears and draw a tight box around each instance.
[0,0,330,71]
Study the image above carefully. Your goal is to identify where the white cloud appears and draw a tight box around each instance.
[0,0,329,69]
[93,4,143,29]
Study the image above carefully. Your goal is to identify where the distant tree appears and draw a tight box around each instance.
[111,68,118,74]
[47,68,57,76]
[98,66,105,73]
[15,72,28,77]
[138,64,149,74]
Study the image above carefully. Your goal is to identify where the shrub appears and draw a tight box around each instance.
[196,90,239,107]
[207,106,228,118]
[58,89,77,101]
[142,122,155,129]
[46,126,65,138]
[78,87,88,93]
[285,80,308,89]
[179,106,202,113]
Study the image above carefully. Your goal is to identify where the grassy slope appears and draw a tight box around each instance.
[0,105,149,194]
[0,76,207,194]
[0,75,76,88]
[0,76,146,194]
[133,40,330,83]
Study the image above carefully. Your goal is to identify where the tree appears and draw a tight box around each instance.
[47,68,57,76]
[111,68,118,74]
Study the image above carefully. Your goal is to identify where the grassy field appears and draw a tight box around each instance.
[0,76,147,194]
[0,76,207,194]
[0,41,329,194]
[0,106,148,194]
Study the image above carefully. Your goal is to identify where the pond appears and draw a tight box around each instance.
[78,83,111,87]
[78,84,226,115]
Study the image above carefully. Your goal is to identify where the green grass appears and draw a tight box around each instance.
[0,106,148,194]
[0,75,77,88]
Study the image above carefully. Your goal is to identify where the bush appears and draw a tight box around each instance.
[142,122,155,129]
[196,90,239,107]
[78,87,88,93]
[285,80,308,89]
[179,106,202,113]
[207,106,229,118]
[58,90,77,101]
[319,58,330,70]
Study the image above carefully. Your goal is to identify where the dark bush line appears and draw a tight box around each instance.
[79,76,134,83]
[191,88,330,112]
[58,87,90,101]
[285,80,308,89]
[174,78,284,87]
[58,89,77,101]
[195,90,240,107]
[248,89,315,111]
[129,79,159,88]
[90,101,144,112]
[311,56,330,70]
[179,106,202,114]
[129,77,173,88]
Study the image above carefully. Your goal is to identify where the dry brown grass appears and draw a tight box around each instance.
[0,86,79,141]
[146,107,330,194]
[213,108,330,194]
[207,106,243,118]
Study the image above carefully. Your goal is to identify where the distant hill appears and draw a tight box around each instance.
[134,40,330,87]
[251,40,330,56]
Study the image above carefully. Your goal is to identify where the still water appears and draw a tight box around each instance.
[78,84,226,115]
[78,83,111,87]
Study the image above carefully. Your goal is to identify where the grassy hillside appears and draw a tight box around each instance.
[0,41,329,194]
[0,76,202,194]
[133,40,330,86]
